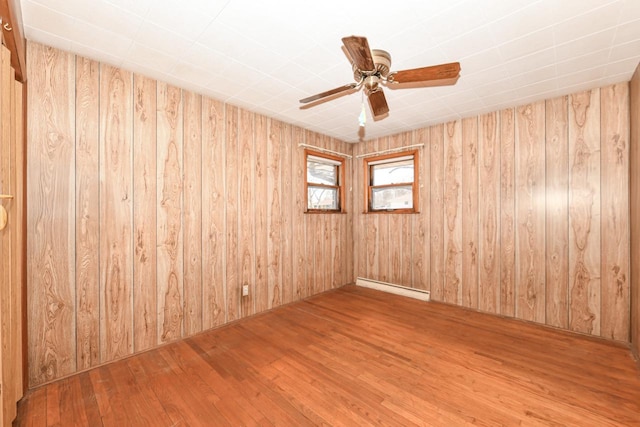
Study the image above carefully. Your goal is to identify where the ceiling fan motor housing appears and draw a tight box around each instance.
[353,48,392,82]
[371,49,391,77]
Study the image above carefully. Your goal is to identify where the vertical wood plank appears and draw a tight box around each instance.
[630,65,640,355]
[353,141,363,281]
[478,112,500,314]
[1,47,10,423]
[462,117,479,309]
[225,104,239,322]
[157,83,183,343]
[322,139,331,289]
[362,139,379,281]
[201,97,225,329]
[331,138,342,289]
[515,101,546,323]
[1,46,17,423]
[569,89,601,335]
[281,125,294,298]
[75,56,100,369]
[255,114,269,312]
[600,83,629,341]
[443,121,462,304]
[291,126,307,299]
[545,96,569,329]
[12,78,24,404]
[304,132,315,297]
[133,74,157,352]
[500,108,516,317]
[376,137,390,283]
[389,134,404,285]
[343,141,354,285]
[412,128,430,290]
[27,42,76,385]
[312,135,326,293]
[430,125,444,301]
[239,108,255,318]
[182,90,202,335]
[400,133,413,288]
[99,64,133,361]
[268,119,282,307]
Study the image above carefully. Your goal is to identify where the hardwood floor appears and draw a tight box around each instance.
[16,285,640,426]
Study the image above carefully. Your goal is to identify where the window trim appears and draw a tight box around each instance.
[304,149,346,213]
[363,149,419,214]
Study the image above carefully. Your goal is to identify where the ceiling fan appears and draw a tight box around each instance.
[299,35,461,120]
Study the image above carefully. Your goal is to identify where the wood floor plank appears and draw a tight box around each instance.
[16,286,640,427]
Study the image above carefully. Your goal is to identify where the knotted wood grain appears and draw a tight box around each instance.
[99,64,133,360]
[412,128,430,291]
[462,117,479,309]
[133,74,157,351]
[239,108,255,318]
[600,83,629,341]
[75,56,100,368]
[568,90,601,335]
[201,97,225,329]
[430,125,445,301]
[515,101,546,323]
[27,42,77,385]
[443,121,462,304]
[500,108,516,317]
[545,96,569,329]
[479,112,500,314]
[157,82,183,343]
[182,90,202,335]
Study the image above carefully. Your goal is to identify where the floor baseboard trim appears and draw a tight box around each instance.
[356,277,430,302]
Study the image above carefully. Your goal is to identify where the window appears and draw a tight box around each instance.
[305,149,346,212]
[364,150,419,213]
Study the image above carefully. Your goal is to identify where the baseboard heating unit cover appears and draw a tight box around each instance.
[356,277,430,302]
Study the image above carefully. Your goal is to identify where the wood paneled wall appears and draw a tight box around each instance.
[27,42,353,387]
[354,83,631,342]
[0,42,25,427]
[631,63,640,358]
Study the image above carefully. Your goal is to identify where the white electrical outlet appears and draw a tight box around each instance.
[242,285,249,297]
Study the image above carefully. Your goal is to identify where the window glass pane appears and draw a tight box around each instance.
[372,159,414,185]
[308,186,339,210]
[371,186,413,210]
[307,160,337,185]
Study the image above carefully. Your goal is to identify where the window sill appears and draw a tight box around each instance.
[362,210,420,214]
[304,210,348,215]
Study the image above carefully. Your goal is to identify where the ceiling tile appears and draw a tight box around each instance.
[552,3,622,44]
[498,29,555,62]
[556,28,617,60]
[143,0,227,39]
[21,0,76,38]
[126,43,179,73]
[613,18,640,44]
[105,0,152,17]
[609,39,640,62]
[134,21,195,54]
[617,0,640,24]
[24,25,72,51]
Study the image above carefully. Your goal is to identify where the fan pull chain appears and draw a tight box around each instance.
[358,90,366,128]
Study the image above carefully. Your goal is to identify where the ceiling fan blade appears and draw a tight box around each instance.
[342,36,375,71]
[368,89,389,118]
[390,62,461,84]
[299,83,358,104]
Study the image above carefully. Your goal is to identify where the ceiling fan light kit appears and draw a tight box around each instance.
[300,35,461,127]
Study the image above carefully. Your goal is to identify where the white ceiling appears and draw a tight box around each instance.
[18,0,640,142]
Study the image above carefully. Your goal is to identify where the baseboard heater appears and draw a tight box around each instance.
[356,277,430,302]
